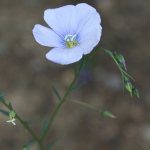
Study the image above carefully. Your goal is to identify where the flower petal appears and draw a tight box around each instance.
[46,47,83,65]
[44,5,76,37]
[79,25,102,54]
[32,24,62,47]
[74,3,102,54]
[75,3,101,36]
[12,122,16,125]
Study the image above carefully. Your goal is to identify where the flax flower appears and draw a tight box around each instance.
[33,3,102,65]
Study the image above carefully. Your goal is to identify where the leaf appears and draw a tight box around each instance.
[9,102,13,110]
[27,116,38,125]
[105,50,113,56]
[69,82,86,92]
[0,95,6,104]
[100,110,116,118]
[0,109,9,117]
[45,141,57,150]
[42,117,48,135]
[121,69,135,81]
[26,140,35,147]
[0,93,4,97]
[52,86,61,101]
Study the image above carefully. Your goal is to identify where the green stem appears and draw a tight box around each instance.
[66,99,99,111]
[38,142,44,150]
[0,45,126,150]
[87,47,125,81]
[40,48,105,142]
[23,126,26,144]
[40,65,85,142]
[39,46,125,144]
[1,101,43,149]
[16,115,40,143]
[75,63,77,75]
[99,44,116,52]
[86,48,104,64]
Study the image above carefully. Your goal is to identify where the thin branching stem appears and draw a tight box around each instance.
[40,47,123,142]
[0,101,43,149]
[40,61,86,142]
[0,45,133,150]
[66,99,99,111]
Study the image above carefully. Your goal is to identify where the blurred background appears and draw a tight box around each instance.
[0,0,149,149]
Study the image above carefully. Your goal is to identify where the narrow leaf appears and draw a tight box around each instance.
[27,116,38,125]
[9,102,13,110]
[0,93,4,97]
[52,86,61,101]
[42,117,48,135]
[70,82,86,92]
[0,96,6,104]
[105,50,113,56]
[121,69,135,81]
[45,141,57,150]
[0,109,9,117]
[26,140,35,147]
[100,110,116,118]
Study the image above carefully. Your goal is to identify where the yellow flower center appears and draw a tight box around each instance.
[65,34,77,48]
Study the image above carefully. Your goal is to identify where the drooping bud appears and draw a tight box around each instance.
[9,110,16,119]
[132,87,140,98]
[22,145,29,150]
[100,110,116,118]
[125,81,133,96]
[114,52,127,70]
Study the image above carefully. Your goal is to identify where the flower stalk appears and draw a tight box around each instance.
[40,60,86,142]
[0,45,138,150]
[0,100,43,149]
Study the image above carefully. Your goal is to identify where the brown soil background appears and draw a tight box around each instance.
[0,0,149,150]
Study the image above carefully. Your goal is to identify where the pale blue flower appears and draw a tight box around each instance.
[32,3,102,65]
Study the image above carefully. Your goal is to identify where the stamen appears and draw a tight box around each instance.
[64,34,77,48]
[71,34,76,41]
[65,34,72,40]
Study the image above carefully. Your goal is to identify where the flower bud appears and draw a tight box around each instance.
[9,110,16,119]
[124,76,129,82]
[115,53,127,70]
[125,81,133,96]
[132,87,140,98]
[22,145,29,150]
[100,110,116,118]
